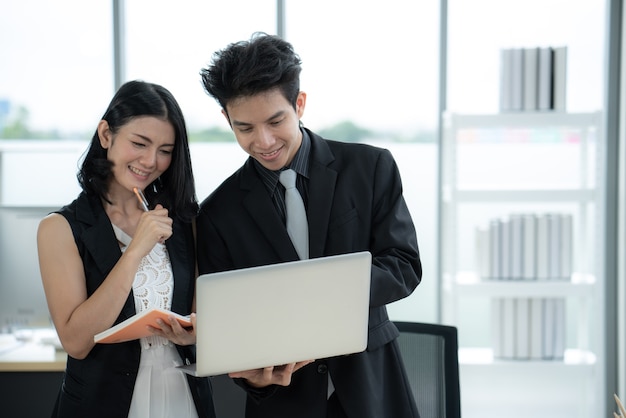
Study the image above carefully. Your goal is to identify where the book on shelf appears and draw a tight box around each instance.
[552,46,568,111]
[489,219,502,280]
[529,297,544,360]
[552,298,566,359]
[94,307,192,344]
[515,297,531,359]
[548,213,562,279]
[510,48,524,111]
[523,47,539,111]
[542,298,557,359]
[500,217,511,280]
[509,214,523,280]
[499,48,513,111]
[501,297,516,359]
[541,297,567,360]
[491,298,504,359]
[560,213,573,279]
[522,214,537,280]
[537,46,553,111]
[536,214,550,280]
[475,225,491,279]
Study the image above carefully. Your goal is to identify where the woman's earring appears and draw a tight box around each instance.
[152,177,162,193]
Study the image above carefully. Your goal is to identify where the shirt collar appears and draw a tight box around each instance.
[254,129,311,195]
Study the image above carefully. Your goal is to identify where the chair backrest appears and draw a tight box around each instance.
[212,321,462,418]
[394,321,462,418]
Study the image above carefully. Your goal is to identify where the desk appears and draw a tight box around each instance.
[0,343,66,371]
[0,334,249,418]
[0,332,66,418]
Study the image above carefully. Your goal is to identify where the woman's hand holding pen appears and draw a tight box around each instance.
[132,187,172,245]
[126,204,173,257]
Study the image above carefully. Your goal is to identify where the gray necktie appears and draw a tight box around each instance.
[279,169,309,260]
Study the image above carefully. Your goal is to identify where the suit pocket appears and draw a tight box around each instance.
[328,207,358,232]
[326,208,362,251]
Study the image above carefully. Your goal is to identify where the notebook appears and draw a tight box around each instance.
[178,251,372,377]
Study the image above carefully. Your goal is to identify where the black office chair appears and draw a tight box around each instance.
[394,321,462,418]
[211,322,462,418]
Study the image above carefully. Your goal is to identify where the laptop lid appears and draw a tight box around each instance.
[183,251,371,377]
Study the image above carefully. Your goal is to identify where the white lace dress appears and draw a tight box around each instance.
[113,225,198,418]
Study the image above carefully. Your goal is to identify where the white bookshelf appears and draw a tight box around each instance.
[446,272,595,355]
[440,111,605,418]
[448,272,595,298]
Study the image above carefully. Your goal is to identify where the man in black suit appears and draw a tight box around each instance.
[196,32,422,418]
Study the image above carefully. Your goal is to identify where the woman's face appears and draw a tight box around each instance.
[99,116,175,193]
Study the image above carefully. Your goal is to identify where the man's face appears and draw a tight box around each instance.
[224,88,306,172]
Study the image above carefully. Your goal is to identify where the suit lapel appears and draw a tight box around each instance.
[307,132,337,258]
[240,160,298,260]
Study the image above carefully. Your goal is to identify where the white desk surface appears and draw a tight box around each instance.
[0,330,66,372]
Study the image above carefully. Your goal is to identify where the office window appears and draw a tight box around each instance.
[284,0,440,137]
[285,0,441,322]
[0,0,112,206]
[124,0,277,203]
[1,1,440,323]
[125,0,276,131]
[0,0,113,139]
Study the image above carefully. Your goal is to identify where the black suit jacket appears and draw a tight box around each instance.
[52,192,215,418]
[197,130,422,418]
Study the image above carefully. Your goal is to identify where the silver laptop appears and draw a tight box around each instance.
[178,251,372,377]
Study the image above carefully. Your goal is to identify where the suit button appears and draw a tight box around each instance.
[317,364,328,374]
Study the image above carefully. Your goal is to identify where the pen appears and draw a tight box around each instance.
[133,187,150,212]
[615,394,626,418]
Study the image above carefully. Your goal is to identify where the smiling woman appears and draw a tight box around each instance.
[36,80,213,418]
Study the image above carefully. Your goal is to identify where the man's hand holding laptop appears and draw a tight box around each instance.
[230,360,315,387]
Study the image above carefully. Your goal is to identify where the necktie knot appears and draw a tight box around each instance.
[279,169,297,190]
